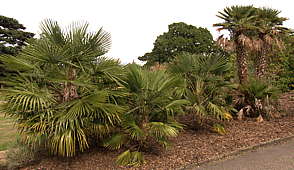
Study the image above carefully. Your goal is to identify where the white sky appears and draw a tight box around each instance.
[1,0,293,64]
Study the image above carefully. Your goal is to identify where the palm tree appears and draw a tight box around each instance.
[0,20,125,157]
[214,6,258,84]
[168,53,233,126]
[254,8,289,79]
[103,64,189,166]
[237,78,279,121]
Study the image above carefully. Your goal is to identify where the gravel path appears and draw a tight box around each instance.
[191,138,294,170]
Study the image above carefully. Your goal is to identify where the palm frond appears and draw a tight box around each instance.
[49,127,88,157]
[40,19,65,46]
[148,122,180,138]
[0,19,126,158]
[103,133,126,150]
[123,121,145,141]
[116,150,144,166]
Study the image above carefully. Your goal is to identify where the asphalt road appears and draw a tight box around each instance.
[191,138,294,170]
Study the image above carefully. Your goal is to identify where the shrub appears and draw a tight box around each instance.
[103,64,189,166]
[168,53,234,127]
[236,78,279,120]
[0,20,125,157]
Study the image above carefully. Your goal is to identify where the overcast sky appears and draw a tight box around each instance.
[1,0,293,64]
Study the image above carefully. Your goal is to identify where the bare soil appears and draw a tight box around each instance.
[20,92,294,170]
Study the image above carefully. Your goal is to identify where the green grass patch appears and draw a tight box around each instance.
[0,113,17,151]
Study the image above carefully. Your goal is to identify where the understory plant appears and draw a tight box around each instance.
[0,20,125,157]
[168,53,234,129]
[103,64,189,166]
[236,78,279,120]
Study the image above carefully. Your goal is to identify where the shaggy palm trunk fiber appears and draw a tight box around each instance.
[256,46,268,79]
[235,40,248,85]
[63,67,79,102]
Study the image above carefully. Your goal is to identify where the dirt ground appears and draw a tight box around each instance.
[19,92,294,170]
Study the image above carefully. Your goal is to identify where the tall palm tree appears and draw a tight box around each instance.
[254,8,289,79]
[214,6,258,84]
[0,20,125,157]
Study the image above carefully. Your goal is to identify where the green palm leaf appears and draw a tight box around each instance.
[116,150,144,166]
[103,133,126,150]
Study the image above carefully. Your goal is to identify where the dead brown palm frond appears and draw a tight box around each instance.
[238,34,253,48]
[274,38,285,50]
[252,38,263,52]
[216,35,224,44]
[216,35,227,48]
[264,34,274,45]
[216,28,222,32]
[149,62,167,71]
[226,41,235,51]
[271,29,279,35]
[256,114,264,122]
[237,105,252,120]
[216,35,235,52]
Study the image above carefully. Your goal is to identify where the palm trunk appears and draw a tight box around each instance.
[139,110,149,134]
[235,40,248,84]
[256,52,267,79]
[256,45,268,79]
[63,67,78,102]
[138,106,149,148]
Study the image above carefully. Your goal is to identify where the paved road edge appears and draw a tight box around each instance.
[179,134,294,170]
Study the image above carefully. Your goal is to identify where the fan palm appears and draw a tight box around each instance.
[0,20,125,157]
[253,7,289,79]
[215,6,290,82]
[103,64,189,166]
[214,5,258,84]
[168,53,233,126]
[236,78,279,120]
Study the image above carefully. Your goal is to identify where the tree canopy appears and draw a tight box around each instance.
[0,15,34,55]
[138,22,215,65]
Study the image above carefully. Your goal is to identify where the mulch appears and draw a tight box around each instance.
[22,92,294,170]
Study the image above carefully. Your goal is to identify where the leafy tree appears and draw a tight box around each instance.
[0,15,34,79]
[268,34,294,91]
[0,20,125,157]
[138,22,214,65]
[0,15,34,55]
[104,64,189,166]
